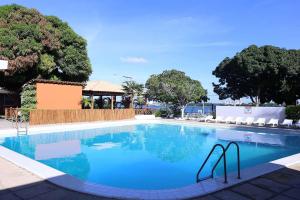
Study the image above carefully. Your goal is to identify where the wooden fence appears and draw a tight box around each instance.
[135,109,154,115]
[4,107,18,120]
[29,109,135,125]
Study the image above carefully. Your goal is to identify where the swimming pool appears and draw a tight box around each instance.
[1,122,300,190]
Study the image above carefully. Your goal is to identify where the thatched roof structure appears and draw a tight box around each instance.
[83,80,124,96]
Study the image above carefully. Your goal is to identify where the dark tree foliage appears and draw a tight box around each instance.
[0,4,92,91]
[213,45,300,105]
[285,105,300,121]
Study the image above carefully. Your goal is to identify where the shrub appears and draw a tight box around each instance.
[154,110,162,117]
[285,105,300,121]
[154,108,173,118]
[20,84,36,121]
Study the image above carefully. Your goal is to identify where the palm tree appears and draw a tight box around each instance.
[82,97,92,109]
[122,80,144,108]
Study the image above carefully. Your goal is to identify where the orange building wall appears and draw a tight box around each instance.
[36,83,82,109]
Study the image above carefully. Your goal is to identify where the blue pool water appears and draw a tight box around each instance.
[1,123,300,190]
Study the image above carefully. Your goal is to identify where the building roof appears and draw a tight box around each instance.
[83,80,125,96]
[27,79,85,86]
[0,87,15,94]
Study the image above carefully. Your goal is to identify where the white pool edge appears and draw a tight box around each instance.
[0,119,300,199]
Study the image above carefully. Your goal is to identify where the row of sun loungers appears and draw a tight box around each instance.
[196,115,300,128]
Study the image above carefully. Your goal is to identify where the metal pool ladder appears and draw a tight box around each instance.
[196,142,241,183]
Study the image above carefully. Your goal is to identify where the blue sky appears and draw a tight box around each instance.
[1,0,300,102]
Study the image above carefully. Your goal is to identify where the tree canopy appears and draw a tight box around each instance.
[145,69,207,108]
[213,45,300,105]
[0,4,92,91]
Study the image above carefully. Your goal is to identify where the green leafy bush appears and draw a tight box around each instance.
[285,105,300,121]
[20,84,36,120]
[154,108,172,118]
[154,110,161,117]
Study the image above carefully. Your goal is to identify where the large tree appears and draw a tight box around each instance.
[145,69,207,117]
[0,4,92,91]
[213,45,300,105]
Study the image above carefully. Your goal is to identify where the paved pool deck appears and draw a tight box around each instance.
[0,156,300,200]
[0,119,13,130]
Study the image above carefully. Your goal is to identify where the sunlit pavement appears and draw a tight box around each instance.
[0,119,13,130]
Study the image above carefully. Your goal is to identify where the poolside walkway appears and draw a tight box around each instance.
[195,163,300,200]
[0,157,112,200]
[0,157,299,200]
[0,119,13,130]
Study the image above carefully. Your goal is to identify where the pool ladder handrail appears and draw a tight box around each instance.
[196,142,241,183]
[12,111,28,135]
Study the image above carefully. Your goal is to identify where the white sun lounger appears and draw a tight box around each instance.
[214,116,224,123]
[235,117,244,124]
[253,118,266,126]
[295,120,300,128]
[204,115,214,122]
[225,116,234,124]
[198,115,212,122]
[280,119,293,127]
[242,117,255,125]
[266,118,279,127]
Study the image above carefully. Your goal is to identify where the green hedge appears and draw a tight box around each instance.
[20,84,37,121]
[285,105,300,121]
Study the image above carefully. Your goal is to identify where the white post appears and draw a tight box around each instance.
[181,105,185,119]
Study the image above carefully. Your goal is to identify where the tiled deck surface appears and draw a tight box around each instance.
[0,119,13,130]
[0,157,299,200]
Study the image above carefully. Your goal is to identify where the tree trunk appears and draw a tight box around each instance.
[181,106,185,119]
[131,97,134,108]
[256,87,261,107]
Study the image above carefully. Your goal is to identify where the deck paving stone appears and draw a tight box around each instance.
[281,165,300,173]
[265,171,300,188]
[9,181,54,192]
[230,183,274,200]
[0,192,22,200]
[212,190,251,200]
[28,189,90,200]
[192,195,219,200]
[14,182,58,199]
[250,177,291,193]
[270,194,296,200]
[282,188,300,200]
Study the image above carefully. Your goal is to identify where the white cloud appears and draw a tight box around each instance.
[120,56,148,64]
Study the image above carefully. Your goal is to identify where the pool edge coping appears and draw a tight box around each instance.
[0,119,300,199]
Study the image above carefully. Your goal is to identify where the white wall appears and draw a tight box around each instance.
[216,106,286,122]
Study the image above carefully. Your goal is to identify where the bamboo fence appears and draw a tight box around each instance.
[29,109,135,125]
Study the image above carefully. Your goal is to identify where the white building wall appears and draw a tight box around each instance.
[216,106,286,122]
